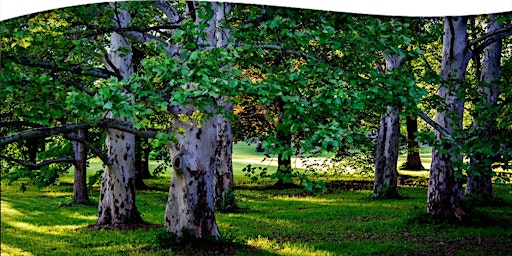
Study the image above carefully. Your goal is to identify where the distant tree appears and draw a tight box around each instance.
[465,14,504,203]
[373,53,404,199]
[401,116,425,171]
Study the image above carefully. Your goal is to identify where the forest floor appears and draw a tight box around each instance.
[1,144,511,255]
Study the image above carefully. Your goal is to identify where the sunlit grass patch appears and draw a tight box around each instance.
[248,236,337,256]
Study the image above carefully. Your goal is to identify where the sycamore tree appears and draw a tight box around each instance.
[231,7,385,188]
[462,14,511,203]
[426,14,511,220]
[0,8,114,203]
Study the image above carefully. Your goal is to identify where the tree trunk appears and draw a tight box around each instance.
[164,115,220,239]
[373,106,401,198]
[97,125,142,225]
[272,95,296,188]
[214,104,236,211]
[135,136,150,190]
[465,14,502,203]
[72,129,89,204]
[213,4,236,212]
[402,116,425,170]
[164,1,232,240]
[25,138,39,170]
[373,53,403,198]
[427,16,470,221]
[96,4,143,226]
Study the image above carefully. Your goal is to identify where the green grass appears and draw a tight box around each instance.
[2,145,512,255]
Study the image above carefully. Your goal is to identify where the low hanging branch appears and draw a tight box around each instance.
[470,25,512,59]
[0,119,159,146]
[63,133,109,166]
[415,110,452,139]
[0,155,75,169]
[7,56,123,80]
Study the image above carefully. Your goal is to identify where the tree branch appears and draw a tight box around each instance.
[471,28,512,59]
[1,119,159,146]
[235,43,326,62]
[415,110,452,139]
[63,133,109,166]
[469,25,512,47]
[120,31,180,56]
[7,56,122,80]
[0,155,75,169]
[84,25,182,38]
[155,0,183,24]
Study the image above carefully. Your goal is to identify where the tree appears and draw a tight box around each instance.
[373,53,404,199]
[95,3,143,226]
[70,129,89,203]
[401,116,425,170]
[427,16,470,221]
[465,14,504,203]
[426,15,512,220]
[134,136,151,190]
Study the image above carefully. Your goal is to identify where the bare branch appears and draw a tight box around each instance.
[63,133,109,166]
[85,25,181,38]
[155,0,183,23]
[1,119,159,146]
[0,155,75,169]
[415,110,452,139]
[471,28,512,59]
[469,25,512,47]
[6,56,122,80]
[120,31,180,56]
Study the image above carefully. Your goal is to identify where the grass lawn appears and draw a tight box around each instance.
[2,144,511,255]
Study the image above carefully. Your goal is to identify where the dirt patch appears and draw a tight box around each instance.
[326,180,374,191]
[86,222,161,231]
[405,236,512,256]
[162,242,262,256]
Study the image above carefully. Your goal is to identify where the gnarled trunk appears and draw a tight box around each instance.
[402,116,425,170]
[72,129,89,204]
[427,16,470,221]
[465,14,502,203]
[165,115,220,239]
[96,4,143,226]
[373,53,403,198]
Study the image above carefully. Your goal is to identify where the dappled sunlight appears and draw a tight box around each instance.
[236,214,296,228]
[59,211,97,221]
[5,220,78,236]
[41,191,73,198]
[1,243,33,256]
[1,201,23,217]
[248,236,337,256]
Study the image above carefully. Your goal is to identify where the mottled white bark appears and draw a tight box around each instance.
[213,3,235,211]
[164,2,232,239]
[215,101,235,211]
[165,112,220,239]
[373,54,403,198]
[96,4,142,226]
[465,14,502,202]
[427,17,470,220]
